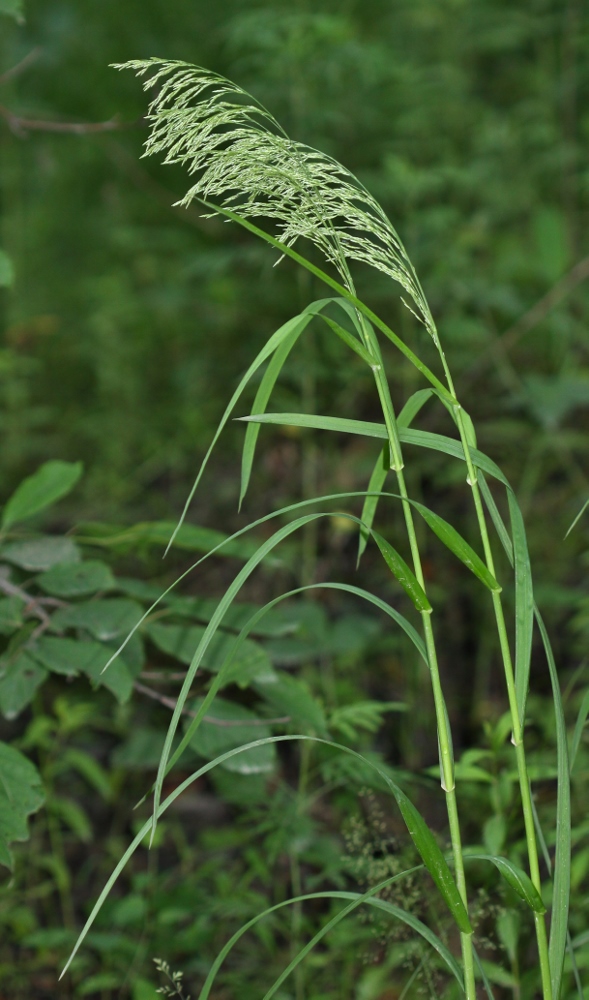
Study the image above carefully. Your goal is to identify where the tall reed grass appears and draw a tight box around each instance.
[62,59,574,999]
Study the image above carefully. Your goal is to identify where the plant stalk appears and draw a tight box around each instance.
[358,319,477,1000]
[452,404,553,1000]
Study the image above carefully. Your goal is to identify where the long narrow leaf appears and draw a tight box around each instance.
[262,890,464,1000]
[465,854,545,913]
[398,388,435,428]
[570,688,589,772]
[239,312,315,507]
[373,530,432,612]
[479,477,570,1000]
[200,200,454,400]
[166,310,315,552]
[508,490,534,724]
[237,412,510,486]
[358,445,389,565]
[61,734,470,977]
[411,501,501,593]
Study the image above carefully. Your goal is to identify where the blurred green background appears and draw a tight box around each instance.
[1,1,589,997]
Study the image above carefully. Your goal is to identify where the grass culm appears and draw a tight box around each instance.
[62,59,573,1000]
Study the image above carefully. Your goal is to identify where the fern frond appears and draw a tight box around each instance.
[116,58,439,343]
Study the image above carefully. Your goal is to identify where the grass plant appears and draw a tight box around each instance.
[62,59,575,999]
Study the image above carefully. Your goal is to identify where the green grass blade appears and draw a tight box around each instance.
[564,497,589,539]
[508,491,534,723]
[373,530,432,612]
[261,890,465,1000]
[62,734,470,978]
[397,388,435,428]
[535,610,570,1000]
[358,445,389,565]
[316,313,375,366]
[473,947,497,1000]
[569,687,589,772]
[165,310,315,553]
[411,501,501,593]
[199,200,454,401]
[465,854,545,913]
[239,318,311,508]
[237,412,510,485]
[197,868,439,1000]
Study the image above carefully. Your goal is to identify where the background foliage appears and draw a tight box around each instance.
[0,1,588,998]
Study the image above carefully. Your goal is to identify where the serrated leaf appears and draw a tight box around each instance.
[37,560,115,598]
[186,697,276,774]
[0,652,47,718]
[1,461,83,530]
[1,536,81,571]
[254,673,327,735]
[412,501,501,592]
[146,623,273,685]
[30,637,133,703]
[373,531,432,612]
[51,599,143,641]
[466,854,546,913]
[0,741,44,869]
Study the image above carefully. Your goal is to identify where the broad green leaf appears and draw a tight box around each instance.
[240,311,315,506]
[357,445,388,565]
[186,697,276,774]
[1,461,83,530]
[83,520,268,561]
[1,536,81,571]
[146,623,274,685]
[0,652,47,719]
[0,596,24,635]
[31,637,133,703]
[411,501,501,593]
[465,854,545,913]
[373,531,432,612]
[0,741,44,869]
[51,598,143,641]
[36,560,115,598]
[254,673,327,735]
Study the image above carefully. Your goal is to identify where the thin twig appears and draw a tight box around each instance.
[0,104,139,137]
[0,48,42,86]
[134,680,290,726]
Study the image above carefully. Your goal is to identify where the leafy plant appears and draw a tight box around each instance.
[57,58,578,999]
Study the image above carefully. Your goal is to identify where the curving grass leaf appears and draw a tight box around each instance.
[61,735,470,979]
[465,854,545,913]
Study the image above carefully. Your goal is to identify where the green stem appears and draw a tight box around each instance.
[358,320,476,1000]
[452,406,553,1000]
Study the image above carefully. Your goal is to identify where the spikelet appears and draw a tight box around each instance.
[116,58,439,344]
